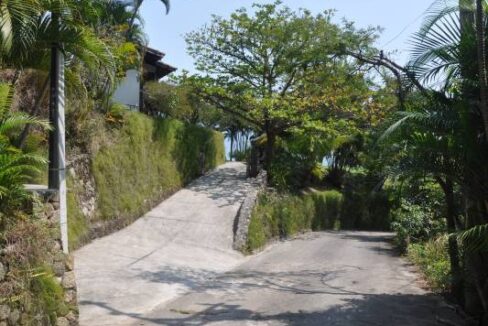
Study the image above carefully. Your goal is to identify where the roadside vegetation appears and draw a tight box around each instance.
[180,1,488,323]
[68,111,224,249]
[0,0,225,324]
[2,0,488,324]
[246,190,343,252]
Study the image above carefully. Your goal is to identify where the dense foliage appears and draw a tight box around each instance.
[0,1,188,324]
[184,1,488,323]
[184,2,390,180]
[3,0,488,324]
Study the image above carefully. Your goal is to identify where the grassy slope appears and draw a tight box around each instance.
[68,112,225,249]
[246,190,343,252]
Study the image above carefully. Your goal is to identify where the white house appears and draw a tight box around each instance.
[112,47,176,112]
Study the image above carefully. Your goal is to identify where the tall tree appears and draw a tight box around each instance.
[185,1,378,174]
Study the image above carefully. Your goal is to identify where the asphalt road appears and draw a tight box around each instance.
[133,232,466,326]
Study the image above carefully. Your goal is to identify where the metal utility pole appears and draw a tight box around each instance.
[48,42,69,254]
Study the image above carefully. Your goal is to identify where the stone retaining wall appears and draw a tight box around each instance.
[34,191,79,326]
[233,171,267,251]
[0,190,79,326]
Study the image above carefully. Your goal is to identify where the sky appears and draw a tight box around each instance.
[141,0,434,75]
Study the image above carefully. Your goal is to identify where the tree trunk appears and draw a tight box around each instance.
[128,1,143,38]
[264,130,275,183]
[437,176,464,304]
[475,0,488,141]
[229,134,234,161]
[460,0,476,93]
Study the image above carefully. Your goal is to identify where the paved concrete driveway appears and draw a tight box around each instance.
[75,162,253,326]
[134,232,466,326]
[75,162,465,326]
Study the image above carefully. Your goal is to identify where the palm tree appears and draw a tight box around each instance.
[0,0,39,66]
[0,84,49,214]
[128,0,170,35]
[380,0,488,318]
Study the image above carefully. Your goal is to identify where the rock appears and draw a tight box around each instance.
[53,261,65,277]
[0,305,10,320]
[65,255,75,271]
[54,252,65,263]
[44,203,55,220]
[0,262,5,281]
[20,313,29,325]
[0,321,6,326]
[56,317,69,326]
[68,168,76,178]
[53,240,62,252]
[8,309,20,325]
[64,290,77,305]
[61,272,76,289]
[65,311,78,325]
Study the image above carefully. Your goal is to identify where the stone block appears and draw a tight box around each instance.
[65,311,78,325]
[8,309,20,325]
[61,272,76,289]
[56,317,69,326]
[64,290,77,305]
[0,262,5,282]
[54,252,65,263]
[53,261,65,277]
[65,255,75,271]
[0,305,10,320]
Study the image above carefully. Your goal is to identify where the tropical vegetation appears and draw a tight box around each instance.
[2,0,488,324]
[181,0,488,322]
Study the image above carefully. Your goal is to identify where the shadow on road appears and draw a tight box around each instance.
[78,231,468,326]
[80,292,465,325]
[187,166,251,208]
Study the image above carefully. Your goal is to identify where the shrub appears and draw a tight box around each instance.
[407,236,451,293]
[0,219,69,325]
[391,199,445,251]
[340,172,391,230]
[246,190,343,252]
[246,210,268,251]
[310,190,343,230]
[232,149,249,162]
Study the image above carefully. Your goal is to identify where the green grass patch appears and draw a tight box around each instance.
[91,113,224,222]
[311,190,343,231]
[407,236,451,293]
[246,190,344,252]
[29,266,69,322]
[67,176,88,251]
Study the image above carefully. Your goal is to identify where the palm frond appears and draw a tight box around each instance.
[0,113,50,135]
[160,0,170,14]
[458,224,488,253]
[408,4,461,87]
